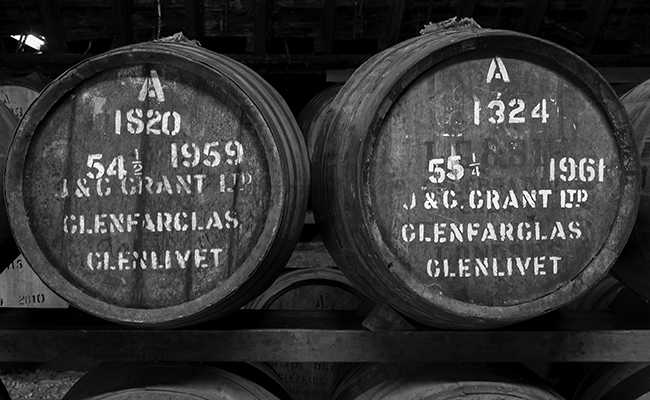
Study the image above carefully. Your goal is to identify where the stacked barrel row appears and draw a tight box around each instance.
[0,25,647,333]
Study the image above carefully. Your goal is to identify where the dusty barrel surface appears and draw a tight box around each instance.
[331,363,564,400]
[62,362,288,400]
[311,28,640,329]
[574,362,650,400]
[5,40,309,328]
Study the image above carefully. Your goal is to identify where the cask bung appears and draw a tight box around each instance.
[5,38,309,328]
[312,27,640,329]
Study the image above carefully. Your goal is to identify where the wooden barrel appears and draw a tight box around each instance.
[0,74,67,309]
[297,84,342,160]
[0,76,46,120]
[5,38,310,328]
[0,101,20,273]
[574,362,650,400]
[610,78,650,302]
[62,362,288,400]
[564,274,625,311]
[331,363,564,400]
[245,267,365,400]
[311,27,640,329]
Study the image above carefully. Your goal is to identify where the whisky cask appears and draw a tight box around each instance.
[0,74,66,308]
[311,28,640,329]
[245,267,365,400]
[0,75,46,120]
[62,362,288,400]
[297,84,342,160]
[331,363,564,400]
[5,39,309,328]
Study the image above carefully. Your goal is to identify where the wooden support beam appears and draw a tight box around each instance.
[254,0,267,55]
[111,0,135,48]
[319,0,337,54]
[579,0,616,54]
[382,0,406,49]
[455,0,477,17]
[184,0,205,42]
[517,0,550,35]
[36,0,68,53]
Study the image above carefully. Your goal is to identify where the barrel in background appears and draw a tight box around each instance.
[311,27,640,329]
[0,73,67,309]
[611,77,650,304]
[245,266,366,400]
[4,38,310,328]
[62,362,288,400]
[0,74,47,120]
[0,101,19,274]
[297,84,342,161]
[574,362,650,400]
[331,363,565,400]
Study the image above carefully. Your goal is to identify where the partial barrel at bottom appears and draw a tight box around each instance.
[574,362,650,400]
[331,363,564,400]
[62,362,289,400]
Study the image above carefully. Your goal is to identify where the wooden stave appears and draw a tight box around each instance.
[4,41,309,328]
[62,362,286,400]
[311,28,640,329]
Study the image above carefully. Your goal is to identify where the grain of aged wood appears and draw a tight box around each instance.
[62,362,286,400]
[4,39,309,328]
[311,27,640,329]
[245,267,365,400]
[574,362,650,400]
[331,363,564,400]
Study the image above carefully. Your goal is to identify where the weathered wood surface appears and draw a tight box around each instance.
[1,309,650,363]
[312,27,640,329]
[0,255,69,308]
[4,40,309,328]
